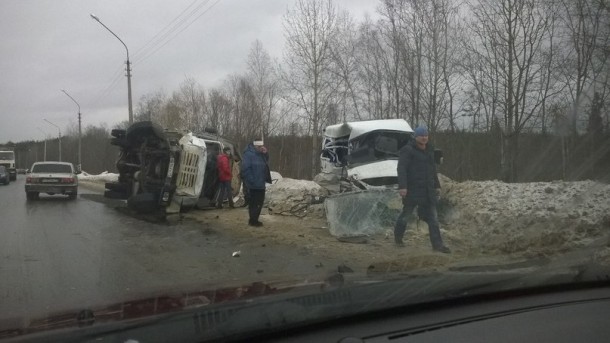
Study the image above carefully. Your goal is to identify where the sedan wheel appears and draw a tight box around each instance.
[26,192,39,201]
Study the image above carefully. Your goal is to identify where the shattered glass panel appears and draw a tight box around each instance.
[324,189,402,237]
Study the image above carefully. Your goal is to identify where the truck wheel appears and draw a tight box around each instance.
[105,182,130,193]
[127,192,159,213]
[111,129,126,138]
[104,189,129,200]
[110,137,129,147]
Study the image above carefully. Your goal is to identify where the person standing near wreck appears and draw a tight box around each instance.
[215,146,235,209]
[241,139,272,227]
[394,126,451,253]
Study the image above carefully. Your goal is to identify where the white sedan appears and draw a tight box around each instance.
[25,161,79,200]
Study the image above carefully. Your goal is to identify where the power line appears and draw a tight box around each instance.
[90,0,222,116]
[134,0,218,64]
[132,0,203,60]
[133,0,222,65]
[91,64,127,108]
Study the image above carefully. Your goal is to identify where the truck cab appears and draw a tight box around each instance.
[0,150,16,181]
[104,122,241,215]
[320,119,414,190]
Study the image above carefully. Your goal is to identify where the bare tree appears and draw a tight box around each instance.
[329,10,362,122]
[177,77,207,132]
[135,90,167,122]
[356,18,389,119]
[225,74,262,145]
[207,88,231,134]
[282,0,338,179]
[559,0,609,134]
[412,0,462,131]
[246,40,283,137]
[160,94,184,130]
[379,0,408,120]
[468,0,554,182]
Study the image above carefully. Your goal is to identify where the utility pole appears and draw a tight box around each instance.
[44,119,61,161]
[37,127,48,161]
[90,14,133,124]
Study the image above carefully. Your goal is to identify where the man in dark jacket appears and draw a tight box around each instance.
[394,126,450,253]
[241,139,272,227]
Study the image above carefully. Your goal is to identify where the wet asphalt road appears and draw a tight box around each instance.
[0,176,336,325]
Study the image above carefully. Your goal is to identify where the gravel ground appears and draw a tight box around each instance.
[80,173,610,276]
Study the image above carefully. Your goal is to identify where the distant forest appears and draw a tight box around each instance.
[8,129,610,183]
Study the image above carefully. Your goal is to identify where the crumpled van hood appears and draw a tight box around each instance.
[347,160,398,182]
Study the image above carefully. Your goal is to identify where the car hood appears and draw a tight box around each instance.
[347,160,398,181]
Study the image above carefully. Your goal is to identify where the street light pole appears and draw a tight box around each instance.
[61,89,82,171]
[37,127,48,161]
[44,119,61,161]
[90,13,133,125]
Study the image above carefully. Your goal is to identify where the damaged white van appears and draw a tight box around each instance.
[320,119,415,191]
[318,119,442,237]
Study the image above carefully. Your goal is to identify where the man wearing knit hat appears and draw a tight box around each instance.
[241,138,272,227]
[394,125,450,253]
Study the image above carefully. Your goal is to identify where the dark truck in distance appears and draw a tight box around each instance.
[0,150,17,181]
[104,121,241,215]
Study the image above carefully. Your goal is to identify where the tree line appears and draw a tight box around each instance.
[6,0,609,183]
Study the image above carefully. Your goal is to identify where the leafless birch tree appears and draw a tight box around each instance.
[282,0,338,178]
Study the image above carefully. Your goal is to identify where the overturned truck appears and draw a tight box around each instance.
[317,119,442,237]
[104,121,240,215]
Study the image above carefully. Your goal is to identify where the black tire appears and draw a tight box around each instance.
[127,192,160,213]
[125,121,165,142]
[68,193,77,200]
[104,189,129,200]
[111,128,126,138]
[26,192,39,201]
[110,137,129,147]
[105,182,130,193]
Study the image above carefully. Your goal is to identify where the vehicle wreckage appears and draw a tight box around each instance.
[104,121,241,215]
[317,119,443,237]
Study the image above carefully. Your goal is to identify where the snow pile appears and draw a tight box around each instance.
[439,177,610,256]
[78,171,118,183]
[269,171,283,184]
[266,177,329,218]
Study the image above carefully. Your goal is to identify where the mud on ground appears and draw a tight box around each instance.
[186,175,610,275]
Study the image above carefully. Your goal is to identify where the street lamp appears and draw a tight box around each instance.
[44,119,61,162]
[61,89,82,171]
[37,127,48,161]
[90,13,133,125]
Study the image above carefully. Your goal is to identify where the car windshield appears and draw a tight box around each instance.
[0,166,5,172]
[31,164,72,174]
[1,0,609,341]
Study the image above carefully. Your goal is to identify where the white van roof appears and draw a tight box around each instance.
[323,119,413,140]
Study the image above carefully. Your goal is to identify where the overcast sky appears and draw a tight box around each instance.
[0,0,379,143]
